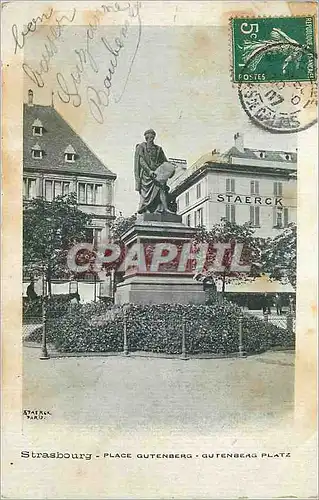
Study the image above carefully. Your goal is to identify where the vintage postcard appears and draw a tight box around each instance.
[1,1,318,498]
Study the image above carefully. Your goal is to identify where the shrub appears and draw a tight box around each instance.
[23,295,74,319]
[25,300,295,355]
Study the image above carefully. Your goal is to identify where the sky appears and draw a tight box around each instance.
[23,2,297,216]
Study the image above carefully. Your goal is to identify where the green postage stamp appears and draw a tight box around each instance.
[232,16,317,83]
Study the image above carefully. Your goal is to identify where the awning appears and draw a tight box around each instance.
[216,274,295,293]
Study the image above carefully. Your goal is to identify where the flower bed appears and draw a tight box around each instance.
[25,301,294,355]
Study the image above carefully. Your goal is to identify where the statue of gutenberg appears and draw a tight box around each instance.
[134,129,176,214]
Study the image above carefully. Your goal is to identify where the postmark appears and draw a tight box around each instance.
[232,16,317,83]
[238,79,317,134]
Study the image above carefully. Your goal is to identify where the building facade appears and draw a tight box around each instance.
[169,133,297,239]
[23,90,117,301]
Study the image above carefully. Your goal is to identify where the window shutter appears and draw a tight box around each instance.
[231,179,235,193]
[284,208,288,226]
[273,182,277,196]
[250,181,254,195]
[231,204,236,223]
[250,206,254,223]
[200,208,203,226]
[255,181,259,194]
[272,207,277,226]
[278,182,283,196]
[255,206,260,226]
[225,205,230,221]
[226,178,230,192]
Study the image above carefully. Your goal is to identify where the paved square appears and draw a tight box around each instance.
[23,346,294,432]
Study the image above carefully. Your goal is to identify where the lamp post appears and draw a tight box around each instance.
[238,313,246,358]
[123,304,130,356]
[180,314,189,360]
[40,295,50,360]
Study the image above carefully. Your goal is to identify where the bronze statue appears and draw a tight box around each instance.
[134,129,176,214]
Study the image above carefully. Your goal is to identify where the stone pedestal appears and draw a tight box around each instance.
[115,213,205,305]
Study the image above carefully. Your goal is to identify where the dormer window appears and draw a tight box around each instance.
[284,153,292,161]
[32,118,43,136]
[31,143,43,159]
[64,145,76,163]
[259,151,266,159]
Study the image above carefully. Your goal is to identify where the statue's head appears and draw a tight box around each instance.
[144,129,156,143]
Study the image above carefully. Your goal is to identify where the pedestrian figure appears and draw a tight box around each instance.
[69,292,80,312]
[275,293,282,315]
[262,293,271,315]
[26,278,37,301]
[288,294,295,313]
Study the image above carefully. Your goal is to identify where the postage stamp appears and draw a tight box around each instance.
[232,16,317,83]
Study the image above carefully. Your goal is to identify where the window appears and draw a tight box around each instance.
[225,204,236,223]
[23,178,36,199]
[64,145,76,163]
[250,206,260,227]
[45,180,71,201]
[285,153,292,161]
[85,228,102,246]
[54,181,62,198]
[284,208,289,227]
[79,183,86,203]
[63,182,70,196]
[65,153,75,162]
[195,208,203,227]
[273,207,288,228]
[273,182,283,196]
[45,180,53,201]
[185,192,190,207]
[85,228,94,243]
[186,214,191,226]
[226,178,235,193]
[78,183,104,205]
[32,119,43,136]
[250,180,259,195]
[196,183,201,199]
[87,184,94,204]
[33,127,42,136]
[31,149,43,159]
[259,151,266,159]
[95,185,102,205]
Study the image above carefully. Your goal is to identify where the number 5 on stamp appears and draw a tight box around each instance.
[231,17,317,83]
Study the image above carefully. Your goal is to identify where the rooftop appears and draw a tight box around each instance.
[23,103,116,179]
[169,134,297,193]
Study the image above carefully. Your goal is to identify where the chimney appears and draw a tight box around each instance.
[234,132,244,152]
[28,89,34,106]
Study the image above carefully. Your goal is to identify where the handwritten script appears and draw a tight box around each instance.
[16,2,142,124]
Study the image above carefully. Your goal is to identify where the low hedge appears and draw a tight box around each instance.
[23,295,77,319]
[25,301,294,355]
